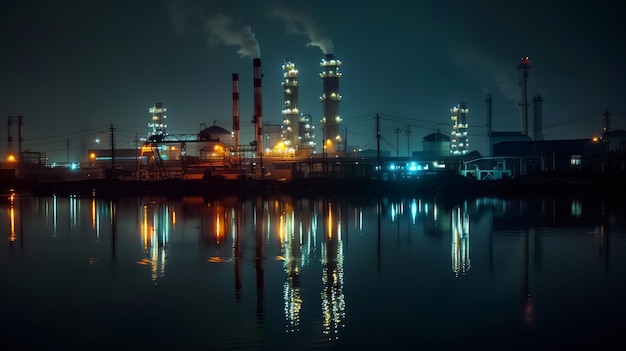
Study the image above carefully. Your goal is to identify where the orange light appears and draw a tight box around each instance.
[592,136,599,142]
[7,154,16,162]
[90,152,96,159]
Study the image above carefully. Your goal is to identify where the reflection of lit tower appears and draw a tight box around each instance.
[321,201,345,340]
[140,202,170,282]
[450,103,469,156]
[8,201,16,243]
[148,103,167,142]
[518,56,531,136]
[281,201,303,332]
[282,58,300,151]
[255,198,265,321]
[320,54,342,154]
[451,204,470,277]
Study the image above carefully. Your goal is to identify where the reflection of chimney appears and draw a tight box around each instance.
[232,73,240,148]
[532,94,543,141]
[253,58,263,155]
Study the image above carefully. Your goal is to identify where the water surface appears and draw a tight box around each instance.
[1,194,625,350]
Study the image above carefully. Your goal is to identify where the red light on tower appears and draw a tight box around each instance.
[519,56,531,68]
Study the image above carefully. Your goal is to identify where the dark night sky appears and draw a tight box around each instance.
[2,0,624,161]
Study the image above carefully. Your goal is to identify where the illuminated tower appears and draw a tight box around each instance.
[148,103,167,142]
[299,114,316,153]
[281,58,300,150]
[450,103,469,156]
[320,54,342,154]
[518,56,531,136]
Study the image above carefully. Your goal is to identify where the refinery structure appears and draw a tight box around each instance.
[319,54,343,154]
[3,55,626,187]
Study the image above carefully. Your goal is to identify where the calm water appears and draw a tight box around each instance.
[1,193,626,350]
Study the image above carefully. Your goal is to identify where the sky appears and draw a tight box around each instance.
[2,0,625,162]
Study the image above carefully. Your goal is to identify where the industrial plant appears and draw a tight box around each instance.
[3,55,626,193]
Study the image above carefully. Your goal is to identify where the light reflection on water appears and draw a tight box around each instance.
[1,194,626,349]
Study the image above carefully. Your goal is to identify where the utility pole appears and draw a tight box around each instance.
[344,127,348,156]
[602,110,610,172]
[376,114,381,180]
[394,127,401,158]
[109,124,116,179]
[66,138,70,163]
[405,124,411,157]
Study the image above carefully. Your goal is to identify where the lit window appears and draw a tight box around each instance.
[570,155,582,166]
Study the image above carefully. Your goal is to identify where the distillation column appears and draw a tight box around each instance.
[320,54,342,154]
[282,58,300,150]
[148,103,167,142]
[450,103,469,156]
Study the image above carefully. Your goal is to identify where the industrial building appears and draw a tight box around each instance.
[4,54,626,189]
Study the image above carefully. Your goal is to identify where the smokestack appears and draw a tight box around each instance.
[486,94,493,136]
[232,73,240,149]
[7,117,12,159]
[518,56,531,136]
[6,115,23,161]
[533,94,543,141]
[253,58,263,156]
[18,116,23,159]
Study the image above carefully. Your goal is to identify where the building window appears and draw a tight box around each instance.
[570,155,582,167]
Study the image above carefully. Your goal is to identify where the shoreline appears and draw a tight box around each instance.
[6,171,624,200]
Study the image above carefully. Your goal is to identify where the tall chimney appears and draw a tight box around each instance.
[518,56,531,136]
[232,73,240,149]
[486,94,493,136]
[533,94,543,141]
[7,117,12,159]
[253,58,263,156]
[18,115,23,159]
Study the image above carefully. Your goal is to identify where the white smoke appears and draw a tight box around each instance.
[167,0,260,59]
[205,13,261,58]
[453,50,520,106]
[167,0,205,34]
[270,6,333,54]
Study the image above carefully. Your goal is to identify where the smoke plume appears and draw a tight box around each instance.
[453,50,521,106]
[205,13,261,58]
[270,6,333,54]
[167,1,260,58]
